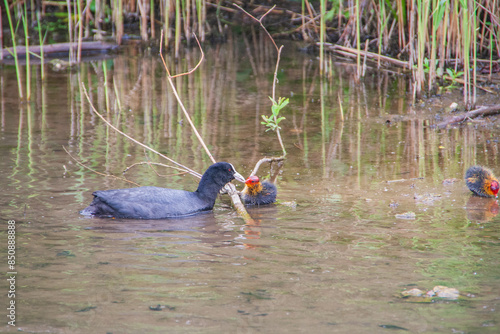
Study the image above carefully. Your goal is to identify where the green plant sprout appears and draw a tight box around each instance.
[445,68,464,88]
[262,97,288,132]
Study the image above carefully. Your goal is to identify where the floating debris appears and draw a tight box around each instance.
[76,306,97,312]
[389,201,399,208]
[395,212,416,220]
[401,288,424,297]
[442,178,459,185]
[149,304,176,311]
[414,193,442,205]
[379,324,409,331]
[401,285,460,302]
[427,286,460,300]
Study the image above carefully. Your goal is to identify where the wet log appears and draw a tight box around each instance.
[436,104,500,128]
[1,41,118,61]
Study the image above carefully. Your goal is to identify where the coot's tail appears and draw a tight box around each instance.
[79,197,114,217]
[79,206,95,216]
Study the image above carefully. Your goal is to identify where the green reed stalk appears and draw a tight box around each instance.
[77,0,83,62]
[378,0,389,67]
[196,0,204,41]
[319,0,325,75]
[438,1,449,79]
[183,0,190,46]
[115,0,124,44]
[489,32,493,81]
[429,0,446,93]
[460,0,471,108]
[66,0,74,63]
[36,10,45,80]
[416,0,430,98]
[150,0,155,38]
[398,0,407,50]
[451,0,459,60]
[163,0,171,48]
[102,62,111,115]
[355,0,361,78]
[0,6,3,61]
[138,0,148,40]
[471,0,477,107]
[175,0,181,57]
[22,1,31,100]
[4,0,23,99]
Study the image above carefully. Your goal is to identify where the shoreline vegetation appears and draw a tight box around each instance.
[1,0,500,108]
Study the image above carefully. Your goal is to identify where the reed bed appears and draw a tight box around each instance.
[1,0,499,107]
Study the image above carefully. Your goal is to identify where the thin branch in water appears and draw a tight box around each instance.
[249,157,285,177]
[159,30,252,223]
[234,5,287,157]
[233,4,279,52]
[80,83,202,178]
[159,31,216,164]
[63,146,140,186]
[123,161,193,178]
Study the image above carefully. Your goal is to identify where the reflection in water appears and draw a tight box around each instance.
[465,196,499,222]
[1,34,500,333]
[236,205,280,250]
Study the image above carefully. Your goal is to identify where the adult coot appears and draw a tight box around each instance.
[465,165,499,198]
[80,162,245,219]
[241,175,277,205]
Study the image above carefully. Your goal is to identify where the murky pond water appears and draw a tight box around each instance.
[1,36,500,333]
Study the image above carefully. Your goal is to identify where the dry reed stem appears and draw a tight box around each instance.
[159,32,215,163]
[159,30,253,223]
[234,4,287,157]
[63,146,140,186]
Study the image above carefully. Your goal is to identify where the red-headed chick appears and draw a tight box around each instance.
[465,165,499,198]
[241,175,277,205]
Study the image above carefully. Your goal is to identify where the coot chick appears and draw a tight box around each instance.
[465,165,499,198]
[80,162,245,219]
[241,175,277,205]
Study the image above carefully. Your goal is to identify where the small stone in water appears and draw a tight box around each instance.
[401,288,424,297]
[431,286,459,300]
[395,212,416,220]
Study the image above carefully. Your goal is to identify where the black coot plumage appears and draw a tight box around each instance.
[465,165,499,198]
[241,175,277,205]
[80,162,245,219]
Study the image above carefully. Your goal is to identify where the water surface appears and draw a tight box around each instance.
[1,36,500,333]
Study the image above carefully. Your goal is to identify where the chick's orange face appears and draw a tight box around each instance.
[490,180,500,197]
[245,176,260,186]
